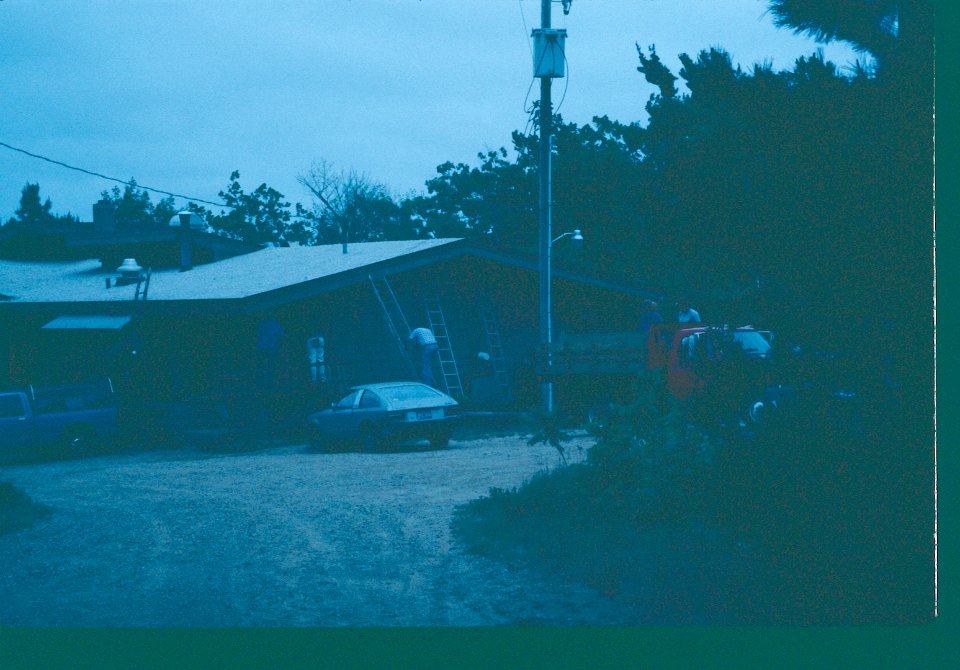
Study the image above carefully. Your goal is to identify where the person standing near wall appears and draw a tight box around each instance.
[255,312,286,392]
[677,298,702,324]
[408,326,439,387]
[637,299,664,366]
[306,334,326,385]
[638,300,664,338]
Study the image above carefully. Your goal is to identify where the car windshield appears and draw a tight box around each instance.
[376,385,445,404]
[733,331,773,355]
[335,390,360,409]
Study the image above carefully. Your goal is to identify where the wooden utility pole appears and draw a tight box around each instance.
[537,0,554,415]
[535,0,569,414]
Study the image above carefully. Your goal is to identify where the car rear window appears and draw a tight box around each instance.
[376,385,445,404]
[359,391,381,409]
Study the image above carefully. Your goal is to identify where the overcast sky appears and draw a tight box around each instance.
[0,0,861,222]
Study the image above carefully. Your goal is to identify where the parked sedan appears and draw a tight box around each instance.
[307,382,460,450]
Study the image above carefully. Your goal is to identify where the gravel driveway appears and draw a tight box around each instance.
[0,433,647,627]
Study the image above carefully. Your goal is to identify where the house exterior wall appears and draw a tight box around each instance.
[0,253,646,415]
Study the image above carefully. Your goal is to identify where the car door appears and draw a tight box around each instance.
[668,331,706,400]
[0,393,32,449]
[354,390,386,428]
[324,389,361,436]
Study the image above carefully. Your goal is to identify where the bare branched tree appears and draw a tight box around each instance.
[298,160,403,246]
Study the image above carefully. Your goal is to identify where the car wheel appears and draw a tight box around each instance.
[361,423,391,451]
[429,429,452,449]
[309,430,330,452]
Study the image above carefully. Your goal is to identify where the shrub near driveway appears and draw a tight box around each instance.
[0,482,50,536]
[452,407,773,624]
[454,375,935,624]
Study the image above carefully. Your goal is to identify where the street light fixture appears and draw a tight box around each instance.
[541,227,584,416]
[552,228,583,247]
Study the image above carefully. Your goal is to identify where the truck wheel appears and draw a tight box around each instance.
[746,398,771,426]
[586,404,610,430]
[64,424,96,451]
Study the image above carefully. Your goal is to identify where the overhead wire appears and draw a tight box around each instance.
[554,43,571,115]
[554,5,571,115]
[4,4,570,207]
[518,0,533,60]
[0,140,232,209]
[520,0,539,138]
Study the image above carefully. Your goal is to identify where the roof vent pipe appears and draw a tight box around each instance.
[170,211,207,271]
[116,258,143,285]
[179,211,193,271]
[170,211,204,271]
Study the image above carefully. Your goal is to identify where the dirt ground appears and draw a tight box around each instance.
[0,432,670,627]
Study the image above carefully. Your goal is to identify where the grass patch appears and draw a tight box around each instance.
[0,482,51,536]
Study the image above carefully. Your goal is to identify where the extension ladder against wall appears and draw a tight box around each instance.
[369,274,417,379]
[422,296,464,398]
[480,298,513,402]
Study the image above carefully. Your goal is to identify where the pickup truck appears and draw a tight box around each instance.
[0,379,119,452]
[540,324,781,427]
[651,323,779,425]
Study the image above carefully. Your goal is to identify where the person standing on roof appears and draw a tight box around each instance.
[409,326,440,387]
[677,298,701,324]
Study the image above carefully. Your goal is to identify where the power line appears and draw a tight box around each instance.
[554,45,571,115]
[0,140,232,209]
[518,0,533,59]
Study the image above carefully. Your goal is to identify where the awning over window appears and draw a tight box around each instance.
[42,315,133,330]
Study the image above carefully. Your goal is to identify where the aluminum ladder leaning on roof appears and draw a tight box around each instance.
[422,294,464,399]
[368,274,417,380]
[134,268,152,301]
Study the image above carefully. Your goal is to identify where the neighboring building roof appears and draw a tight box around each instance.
[66,227,260,255]
[0,239,462,303]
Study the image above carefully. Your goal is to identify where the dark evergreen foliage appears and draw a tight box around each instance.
[96,180,178,229]
[453,0,933,623]
[203,171,309,245]
[5,182,78,227]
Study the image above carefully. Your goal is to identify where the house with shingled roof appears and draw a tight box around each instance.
[0,230,660,433]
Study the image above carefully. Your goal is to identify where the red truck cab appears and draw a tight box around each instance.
[648,324,774,401]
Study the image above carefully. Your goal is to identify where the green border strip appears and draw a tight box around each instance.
[0,626,953,670]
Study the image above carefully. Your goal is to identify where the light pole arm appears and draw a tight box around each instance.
[551,229,583,246]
